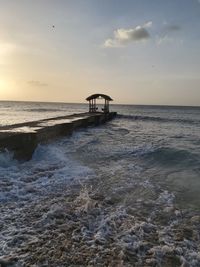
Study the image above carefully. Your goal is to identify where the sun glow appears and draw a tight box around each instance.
[0,79,14,100]
[0,43,16,56]
[0,80,7,91]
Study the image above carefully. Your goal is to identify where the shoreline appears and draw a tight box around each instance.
[0,174,200,267]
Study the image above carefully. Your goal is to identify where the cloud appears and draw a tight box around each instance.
[156,35,183,46]
[104,22,152,48]
[27,80,48,87]
[156,23,182,46]
[156,35,174,45]
[165,24,181,32]
[144,21,153,28]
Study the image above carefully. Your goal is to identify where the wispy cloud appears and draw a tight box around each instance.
[165,24,181,32]
[156,35,174,45]
[156,23,182,45]
[27,80,48,87]
[104,22,152,48]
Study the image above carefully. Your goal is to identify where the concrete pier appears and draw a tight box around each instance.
[0,112,117,160]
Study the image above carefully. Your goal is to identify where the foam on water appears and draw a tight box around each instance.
[0,140,93,204]
[117,114,200,125]
[0,103,200,266]
[0,149,16,168]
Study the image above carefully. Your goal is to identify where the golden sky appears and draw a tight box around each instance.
[0,0,200,105]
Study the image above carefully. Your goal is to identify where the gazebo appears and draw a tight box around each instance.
[86,94,113,113]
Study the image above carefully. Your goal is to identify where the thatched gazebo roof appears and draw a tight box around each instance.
[86,94,113,113]
[86,94,113,101]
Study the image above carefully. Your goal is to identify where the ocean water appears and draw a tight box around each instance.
[0,101,200,266]
[0,101,88,126]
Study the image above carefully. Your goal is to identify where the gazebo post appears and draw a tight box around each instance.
[104,99,107,113]
[86,94,113,113]
[104,99,109,113]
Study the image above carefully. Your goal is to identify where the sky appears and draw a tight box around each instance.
[0,0,200,105]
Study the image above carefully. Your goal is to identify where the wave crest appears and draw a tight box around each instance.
[117,114,198,125]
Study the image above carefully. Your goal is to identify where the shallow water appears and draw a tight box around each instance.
[0,102,200,266]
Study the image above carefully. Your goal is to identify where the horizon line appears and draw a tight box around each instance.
[0,99,200,108]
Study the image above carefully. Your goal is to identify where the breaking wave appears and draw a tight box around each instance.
[0,103,200,266]
[117,114,199,125]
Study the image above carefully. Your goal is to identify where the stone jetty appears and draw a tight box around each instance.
[0,112,117,160]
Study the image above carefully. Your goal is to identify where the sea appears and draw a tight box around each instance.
[0,101,200,266]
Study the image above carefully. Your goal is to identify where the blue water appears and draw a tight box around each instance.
[0,101,200,266]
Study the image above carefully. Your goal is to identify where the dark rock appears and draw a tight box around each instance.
[0,257,18,267]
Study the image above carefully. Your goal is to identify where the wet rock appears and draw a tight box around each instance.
[94,237,106,245]
[163,206,174,213]
[161,245,175,254]
[180,256,190,267]
[191,215,200,224]
[164,254,182,267]
[0,257,18,267]
[192,230,200,242]
[145,257,157,266]
[174,209,181,216]
[90,193,105,201]
[182,227,194,240]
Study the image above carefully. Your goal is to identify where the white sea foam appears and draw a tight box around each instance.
[0,149,16,167]
[0,104,200,265]
[0,140,93,204]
